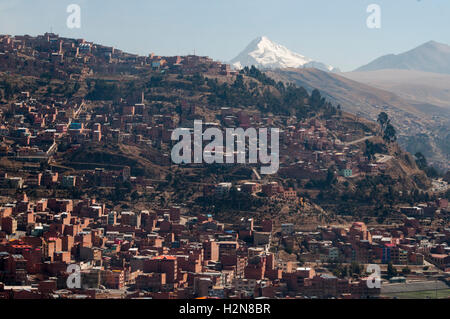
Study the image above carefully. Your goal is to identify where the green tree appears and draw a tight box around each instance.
[415,152,439,178]
[415,152,427,169]
[326,168,337,186]
[383,123,397,143]
[387,262,398,279]
[350,261,362,276]
[401,267,411,275]
[377,112,397,142]
[377,112,389,131]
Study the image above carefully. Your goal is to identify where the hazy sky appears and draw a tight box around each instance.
[1,0,449,71]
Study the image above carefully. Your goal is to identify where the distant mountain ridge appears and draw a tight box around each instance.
[230,36,339,72]
[266,67,450,170]
[356,41,450,74]
[342,69,450,109]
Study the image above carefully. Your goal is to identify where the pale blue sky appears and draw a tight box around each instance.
[0,0,449,71]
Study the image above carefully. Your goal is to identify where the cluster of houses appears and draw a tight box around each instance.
[204,181,301,205]
[0,194,381,299]
[280,202,449,273]
[0,33,448,300]
[0,33,237,80]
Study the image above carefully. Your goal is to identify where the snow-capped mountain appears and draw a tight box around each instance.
[230,36,339,72]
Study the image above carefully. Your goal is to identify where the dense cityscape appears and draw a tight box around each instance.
[0,31,449,302]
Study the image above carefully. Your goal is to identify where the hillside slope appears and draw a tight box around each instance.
[267,68,450,170]
[343,69,450,110]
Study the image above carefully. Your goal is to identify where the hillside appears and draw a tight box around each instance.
[343,69,450,110]
[267,68,450,171]
[0,34,436,222]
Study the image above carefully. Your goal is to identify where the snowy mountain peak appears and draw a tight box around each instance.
[230,36,339,72]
